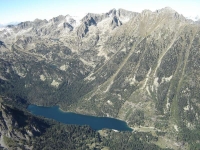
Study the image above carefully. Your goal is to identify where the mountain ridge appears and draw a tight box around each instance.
[0,7,200,149]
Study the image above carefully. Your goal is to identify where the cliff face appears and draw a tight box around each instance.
[0,7,200,149]
[0,102,49,149]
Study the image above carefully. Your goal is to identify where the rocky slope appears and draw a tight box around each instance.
[0,7,200,149]
[0,99,49,149]
[0,97,166,150]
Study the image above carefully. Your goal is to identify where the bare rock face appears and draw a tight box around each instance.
[0,7,200,149]
[0,41,5,47]
[63,22,73,31]
[0,103,48,149]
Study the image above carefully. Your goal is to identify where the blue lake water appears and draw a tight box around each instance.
[27,105,132,131]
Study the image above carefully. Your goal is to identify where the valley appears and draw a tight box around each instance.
[0,7,200,149]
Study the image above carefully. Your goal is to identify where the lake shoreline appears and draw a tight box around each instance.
[58,106,134,130]
[27,104,133,131]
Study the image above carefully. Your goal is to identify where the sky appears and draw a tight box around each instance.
[0,0,199,24]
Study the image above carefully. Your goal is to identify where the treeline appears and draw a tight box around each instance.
[32,123,172,150]
[33,124,100,150]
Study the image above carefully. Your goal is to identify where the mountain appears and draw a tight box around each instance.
[0,7,200,149]
[0,97,165,149]
[0,22,20,28]
[186,15,200,22]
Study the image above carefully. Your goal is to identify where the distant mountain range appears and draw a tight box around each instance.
[0,22,20,27]
[186,15,200,21]
[1,11,199,28]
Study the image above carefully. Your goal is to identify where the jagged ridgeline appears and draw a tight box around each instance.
[0,7,200,149]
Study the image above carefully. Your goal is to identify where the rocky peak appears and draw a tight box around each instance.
[141,9,153,16]
[17,21,33,29]
[81,13,108,25]
[81,8,138,26]
[65,15,77,26]
[110,16,122,29]
[16,19,48,31]
[117,8,139,18]
[159,7,177,13]
[155,7,178,16]
[49,15,65,24]
[108,8,117,16]
[6,24,14,28]
[155,7,186,21]
[83,14,97,26]
[33,18,48,26]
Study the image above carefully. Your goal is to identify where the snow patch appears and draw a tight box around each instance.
[164,98,171,114]
[0,135,6,148]
[117,94,122,100]
[104,81,113,93]
[105,113,110,117]
[0,75,7,81]
[66,15,81,27]
[184,100,190,111]
[51,80,60,87]
[196,113,199,120]
[121,48,126,52]
[33,126,40,132]
[141,68,151,89]
[112,129,119,132]
[161,75,173,83]
[184,105,190,111]
[107,100,113,105]
[16,71,26,78]
[153,77,159,89]
[174,125,179,131]
[40,74,46,81]
[60,65,68,71]
[84,73,96,81]
[166,98,170,110]
[126,76,136,85]
[135,50,141,54]
[58,21,64,28]
[80,58,95,67]
[146,86,151,95]
[27,130,33,136]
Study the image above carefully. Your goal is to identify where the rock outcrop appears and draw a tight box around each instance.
[0,102,48,149]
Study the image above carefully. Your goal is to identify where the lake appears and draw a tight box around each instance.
[27,105,132,131]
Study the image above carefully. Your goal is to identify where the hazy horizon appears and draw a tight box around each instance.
[0,0,199,25]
